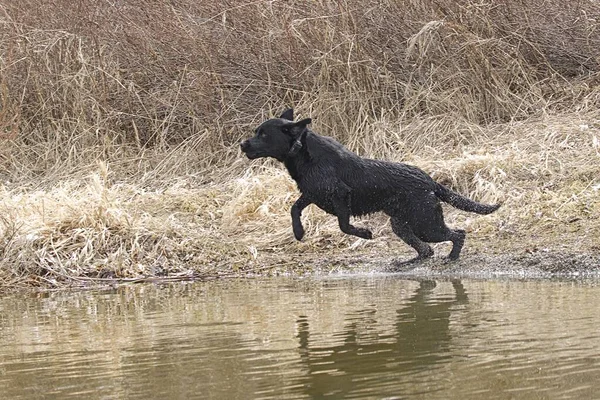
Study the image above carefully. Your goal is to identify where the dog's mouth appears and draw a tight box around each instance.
[241,146,262,159]
[240,140,258,159]
[240,141,278,160]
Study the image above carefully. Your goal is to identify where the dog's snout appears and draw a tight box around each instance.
[240,140,250,152]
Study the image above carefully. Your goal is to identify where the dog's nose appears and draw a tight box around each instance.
[240,140,250,152]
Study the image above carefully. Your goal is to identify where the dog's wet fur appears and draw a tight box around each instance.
[240,109,500,264]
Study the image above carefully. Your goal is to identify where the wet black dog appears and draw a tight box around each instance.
[240,109,500,263]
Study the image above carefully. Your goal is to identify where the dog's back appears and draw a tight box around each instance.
[291,131,436,215]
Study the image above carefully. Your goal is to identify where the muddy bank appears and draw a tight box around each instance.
[254,249,600,280]
[393,252,600,279]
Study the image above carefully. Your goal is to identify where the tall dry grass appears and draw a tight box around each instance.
[0,0,599,289]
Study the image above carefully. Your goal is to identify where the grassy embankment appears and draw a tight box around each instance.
[0,1,599,290]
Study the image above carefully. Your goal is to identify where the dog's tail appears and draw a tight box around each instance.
[434,183,500,215]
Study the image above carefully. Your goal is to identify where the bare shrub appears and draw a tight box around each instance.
[0,0,598,180]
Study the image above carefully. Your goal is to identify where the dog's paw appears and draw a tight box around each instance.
[357,228,373,240]
[293,224,305,241]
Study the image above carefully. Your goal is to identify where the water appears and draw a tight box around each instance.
[1,276,600,399]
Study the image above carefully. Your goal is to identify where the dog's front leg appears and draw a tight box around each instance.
[291,195,312,240]
[332,195,373,240]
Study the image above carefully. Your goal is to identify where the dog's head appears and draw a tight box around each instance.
[240,109,312,162]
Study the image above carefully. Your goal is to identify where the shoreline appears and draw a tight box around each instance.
[314,252,600,281]
[1,238,598,293]
[251,247,600,280]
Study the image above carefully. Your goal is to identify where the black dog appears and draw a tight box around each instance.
[240,109,500,263]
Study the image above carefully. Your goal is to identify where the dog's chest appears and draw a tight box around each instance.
[295,180,333,211]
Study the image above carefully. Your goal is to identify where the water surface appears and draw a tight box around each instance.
[1,276,599,399]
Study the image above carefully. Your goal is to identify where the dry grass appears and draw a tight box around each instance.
[0,0,599,290]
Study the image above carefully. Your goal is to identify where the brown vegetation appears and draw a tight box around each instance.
[0,0,599,290]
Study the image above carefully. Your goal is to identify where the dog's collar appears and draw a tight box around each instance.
[288,130,307,157]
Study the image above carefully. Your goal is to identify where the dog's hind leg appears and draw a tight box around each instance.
[391,217,434,265]
[406,192,465,261]
[447,229,466,260]
[291,195,312,240]
[332,195,373,239]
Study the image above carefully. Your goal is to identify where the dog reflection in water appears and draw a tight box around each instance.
[295,280,468,398]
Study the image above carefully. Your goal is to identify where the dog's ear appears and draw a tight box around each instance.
[279,108,294,121]
[294,118,312,129]
[282,118,312,136]
[286,118,313,157]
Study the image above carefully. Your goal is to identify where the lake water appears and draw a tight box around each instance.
[1,275,599,399]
